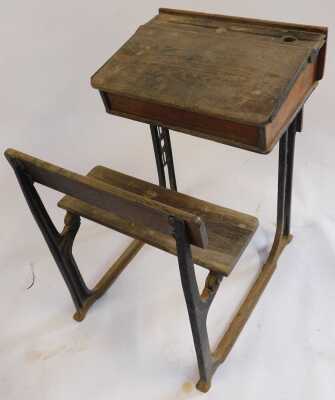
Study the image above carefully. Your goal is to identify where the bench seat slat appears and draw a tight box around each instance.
[58,166,258,275]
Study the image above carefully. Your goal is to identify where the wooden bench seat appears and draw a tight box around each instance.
[58,166,258,275]
[6,148,261,391]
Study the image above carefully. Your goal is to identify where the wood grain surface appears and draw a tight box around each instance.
[59,166,259,275]
[91,8,327,153]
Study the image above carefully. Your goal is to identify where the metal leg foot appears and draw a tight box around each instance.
[196,379,211,393]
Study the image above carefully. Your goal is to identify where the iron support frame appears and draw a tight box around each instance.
[8,157,144,322]
[150,125,177,190]
[9,110,301,392]
[164,111,301,391]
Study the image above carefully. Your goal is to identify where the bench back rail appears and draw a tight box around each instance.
[5,149,208,248]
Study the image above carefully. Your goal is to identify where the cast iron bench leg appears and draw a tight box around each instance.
[168,111,301,392]
[170,216,223,392]
[8,157,144,322]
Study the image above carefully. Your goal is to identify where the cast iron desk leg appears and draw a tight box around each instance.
[150,125,177,191]
[7,158,144,322]
[163,110,301,391]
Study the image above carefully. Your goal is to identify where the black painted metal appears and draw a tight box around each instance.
[6,158,91,313]
[276,116,299,238]
[169,216,216,390]
[284,118,298,236]
[296,106,304,133]
[150,125,177,190]
[277,110,300,237]
[277,127,289,234]
[162,127,177,191]
[150,125,166,187]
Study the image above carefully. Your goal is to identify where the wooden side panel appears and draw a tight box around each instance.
[104,92,262,152]
[264,61,318,151]
[4,149,208,248]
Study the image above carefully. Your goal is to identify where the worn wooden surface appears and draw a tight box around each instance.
[91,8,327,153]
[5,149,207,248]
[59,166,258,275]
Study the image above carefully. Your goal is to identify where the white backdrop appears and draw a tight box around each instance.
[1,1,334,399]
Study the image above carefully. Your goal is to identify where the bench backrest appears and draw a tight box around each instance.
[5,148,208,248]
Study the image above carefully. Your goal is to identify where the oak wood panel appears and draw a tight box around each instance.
[265,61,318,151]
[91,8,327,153]
[5,149,207,248]
[105,92,262,151]
[159,8,327,35]
[58,166,259,275]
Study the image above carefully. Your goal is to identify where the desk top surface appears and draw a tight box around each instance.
[92,9,327,153]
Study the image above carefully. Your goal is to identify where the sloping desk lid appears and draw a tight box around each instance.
[92,9,327,153]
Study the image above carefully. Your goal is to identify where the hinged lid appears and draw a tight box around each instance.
[92,9,327,153]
